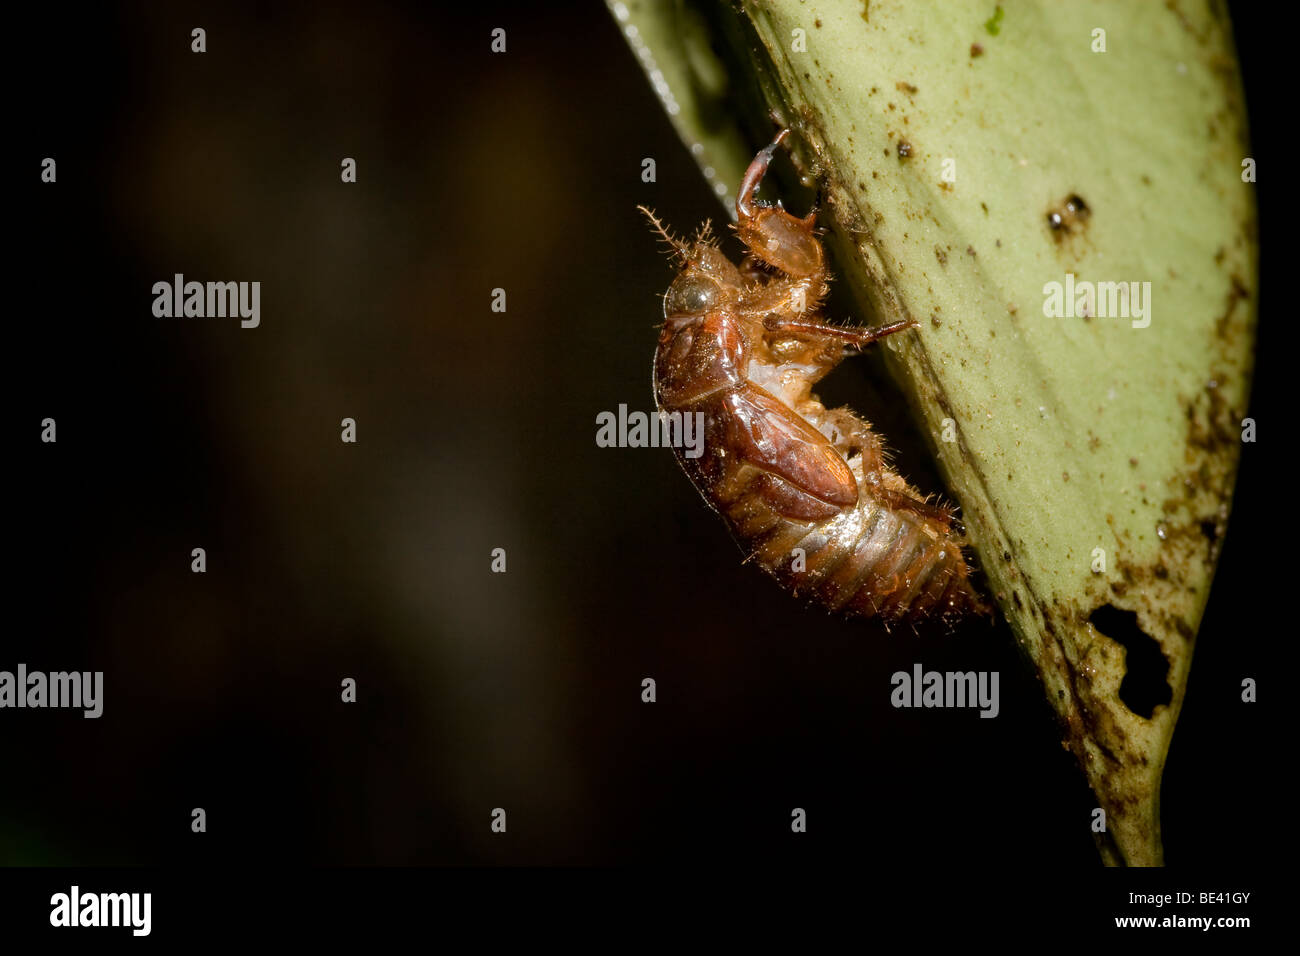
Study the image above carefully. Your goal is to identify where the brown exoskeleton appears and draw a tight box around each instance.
[641,129,986,626]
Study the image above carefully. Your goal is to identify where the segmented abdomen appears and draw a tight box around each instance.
[703,451,983,626]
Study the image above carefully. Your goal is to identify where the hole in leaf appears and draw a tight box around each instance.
[1088,604,1172,719]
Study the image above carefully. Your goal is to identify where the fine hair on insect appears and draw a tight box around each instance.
[641,129,988,629]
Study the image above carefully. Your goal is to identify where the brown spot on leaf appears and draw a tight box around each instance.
[1047,193,1090,238]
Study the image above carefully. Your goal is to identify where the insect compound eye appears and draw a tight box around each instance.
[664,274,721,318]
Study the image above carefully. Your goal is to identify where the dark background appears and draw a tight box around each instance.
[4,0,1275,870]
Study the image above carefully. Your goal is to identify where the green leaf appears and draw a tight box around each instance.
[612,0,1256,865]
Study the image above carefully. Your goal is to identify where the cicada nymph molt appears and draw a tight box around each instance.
[641,130,988,628]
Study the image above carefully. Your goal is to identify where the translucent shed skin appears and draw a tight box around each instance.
[642,130,987,627]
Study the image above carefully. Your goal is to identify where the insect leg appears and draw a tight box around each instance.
[819,407,887,466]
[737,129,790,219]
[820,406,958,527]
[873,487,958,526]
[762,315,917,348]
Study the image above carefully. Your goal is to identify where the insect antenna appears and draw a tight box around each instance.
[637,205,691,264]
